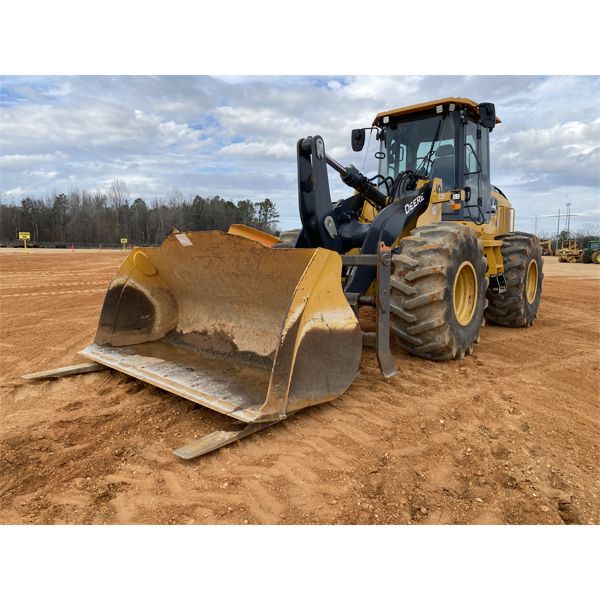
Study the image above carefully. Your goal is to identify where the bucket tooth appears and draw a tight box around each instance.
[173,420,282,460]
[22,363,108,380]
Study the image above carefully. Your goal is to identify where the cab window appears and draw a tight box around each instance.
[464,120,490,207]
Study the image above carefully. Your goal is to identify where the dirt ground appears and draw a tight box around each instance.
[1,250,598,525]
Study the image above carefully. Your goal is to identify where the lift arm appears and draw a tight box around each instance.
[296,135,433,294]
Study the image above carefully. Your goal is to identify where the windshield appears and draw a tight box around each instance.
[379,114,456,189]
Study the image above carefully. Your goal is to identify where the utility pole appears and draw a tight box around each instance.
[534,215,539,236]
[566,202,571,234]
[556,209,561,237]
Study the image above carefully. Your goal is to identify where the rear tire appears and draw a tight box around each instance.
[592,251,600,264]
[389,223,487,361]
[485,232,543,327]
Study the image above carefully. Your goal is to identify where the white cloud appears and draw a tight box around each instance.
[493,117,600,189]
[0,75,599,233]
[218,140,295,160]
[27,169,58,179]
[0,151,66,168]
[44,81,72,97]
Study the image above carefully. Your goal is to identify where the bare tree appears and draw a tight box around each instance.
[577,222,600,238]
[168,186,185,206]
[109,179,129,239]
[574,222,600,247]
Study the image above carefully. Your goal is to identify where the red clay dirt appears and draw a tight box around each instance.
[1,250,598,524]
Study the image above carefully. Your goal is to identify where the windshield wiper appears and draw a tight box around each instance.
[416,117,446,178]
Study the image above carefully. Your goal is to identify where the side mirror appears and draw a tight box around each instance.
[479,102,496,131]
[351,128,366,152]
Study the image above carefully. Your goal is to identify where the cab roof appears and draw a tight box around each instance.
[373,97,502,126]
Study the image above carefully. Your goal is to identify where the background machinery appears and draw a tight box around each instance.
[540,239,554,256]
[25,98,543,458]
[556,239,580,262]
[579,240,600,264]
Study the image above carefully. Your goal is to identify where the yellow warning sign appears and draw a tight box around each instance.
[120,238,128,244]
[18,232,31,253]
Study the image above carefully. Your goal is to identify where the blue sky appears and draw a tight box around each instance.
[1,75,599,234]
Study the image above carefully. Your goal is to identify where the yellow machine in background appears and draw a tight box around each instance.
[540,239,554,256]
[26,98,543,458]
[556,239,580,262]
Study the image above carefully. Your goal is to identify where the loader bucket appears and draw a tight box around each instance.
[79,230,362,423]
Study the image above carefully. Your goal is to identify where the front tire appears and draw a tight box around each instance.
[389,223,487,361]
[485,232,543,327]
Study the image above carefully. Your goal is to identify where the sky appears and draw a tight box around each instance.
[1,75,599,234]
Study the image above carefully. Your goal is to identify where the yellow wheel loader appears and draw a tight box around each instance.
[24,98,543,459]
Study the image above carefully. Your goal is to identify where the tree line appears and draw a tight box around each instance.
[0,180,280,247]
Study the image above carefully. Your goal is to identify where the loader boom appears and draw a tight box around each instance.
[295,135,432,293]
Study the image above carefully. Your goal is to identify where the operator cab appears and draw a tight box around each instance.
[364,98,500,225]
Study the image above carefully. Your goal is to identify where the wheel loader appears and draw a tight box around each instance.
[24,97,543,459]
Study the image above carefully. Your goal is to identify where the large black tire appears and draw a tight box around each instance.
[389,223,487,361]
[485,232,543,327]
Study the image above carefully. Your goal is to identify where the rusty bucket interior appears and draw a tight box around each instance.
[80,230,362,423]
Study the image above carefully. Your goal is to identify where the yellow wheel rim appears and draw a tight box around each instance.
[526,259,538,304]
[453,261,477,326]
